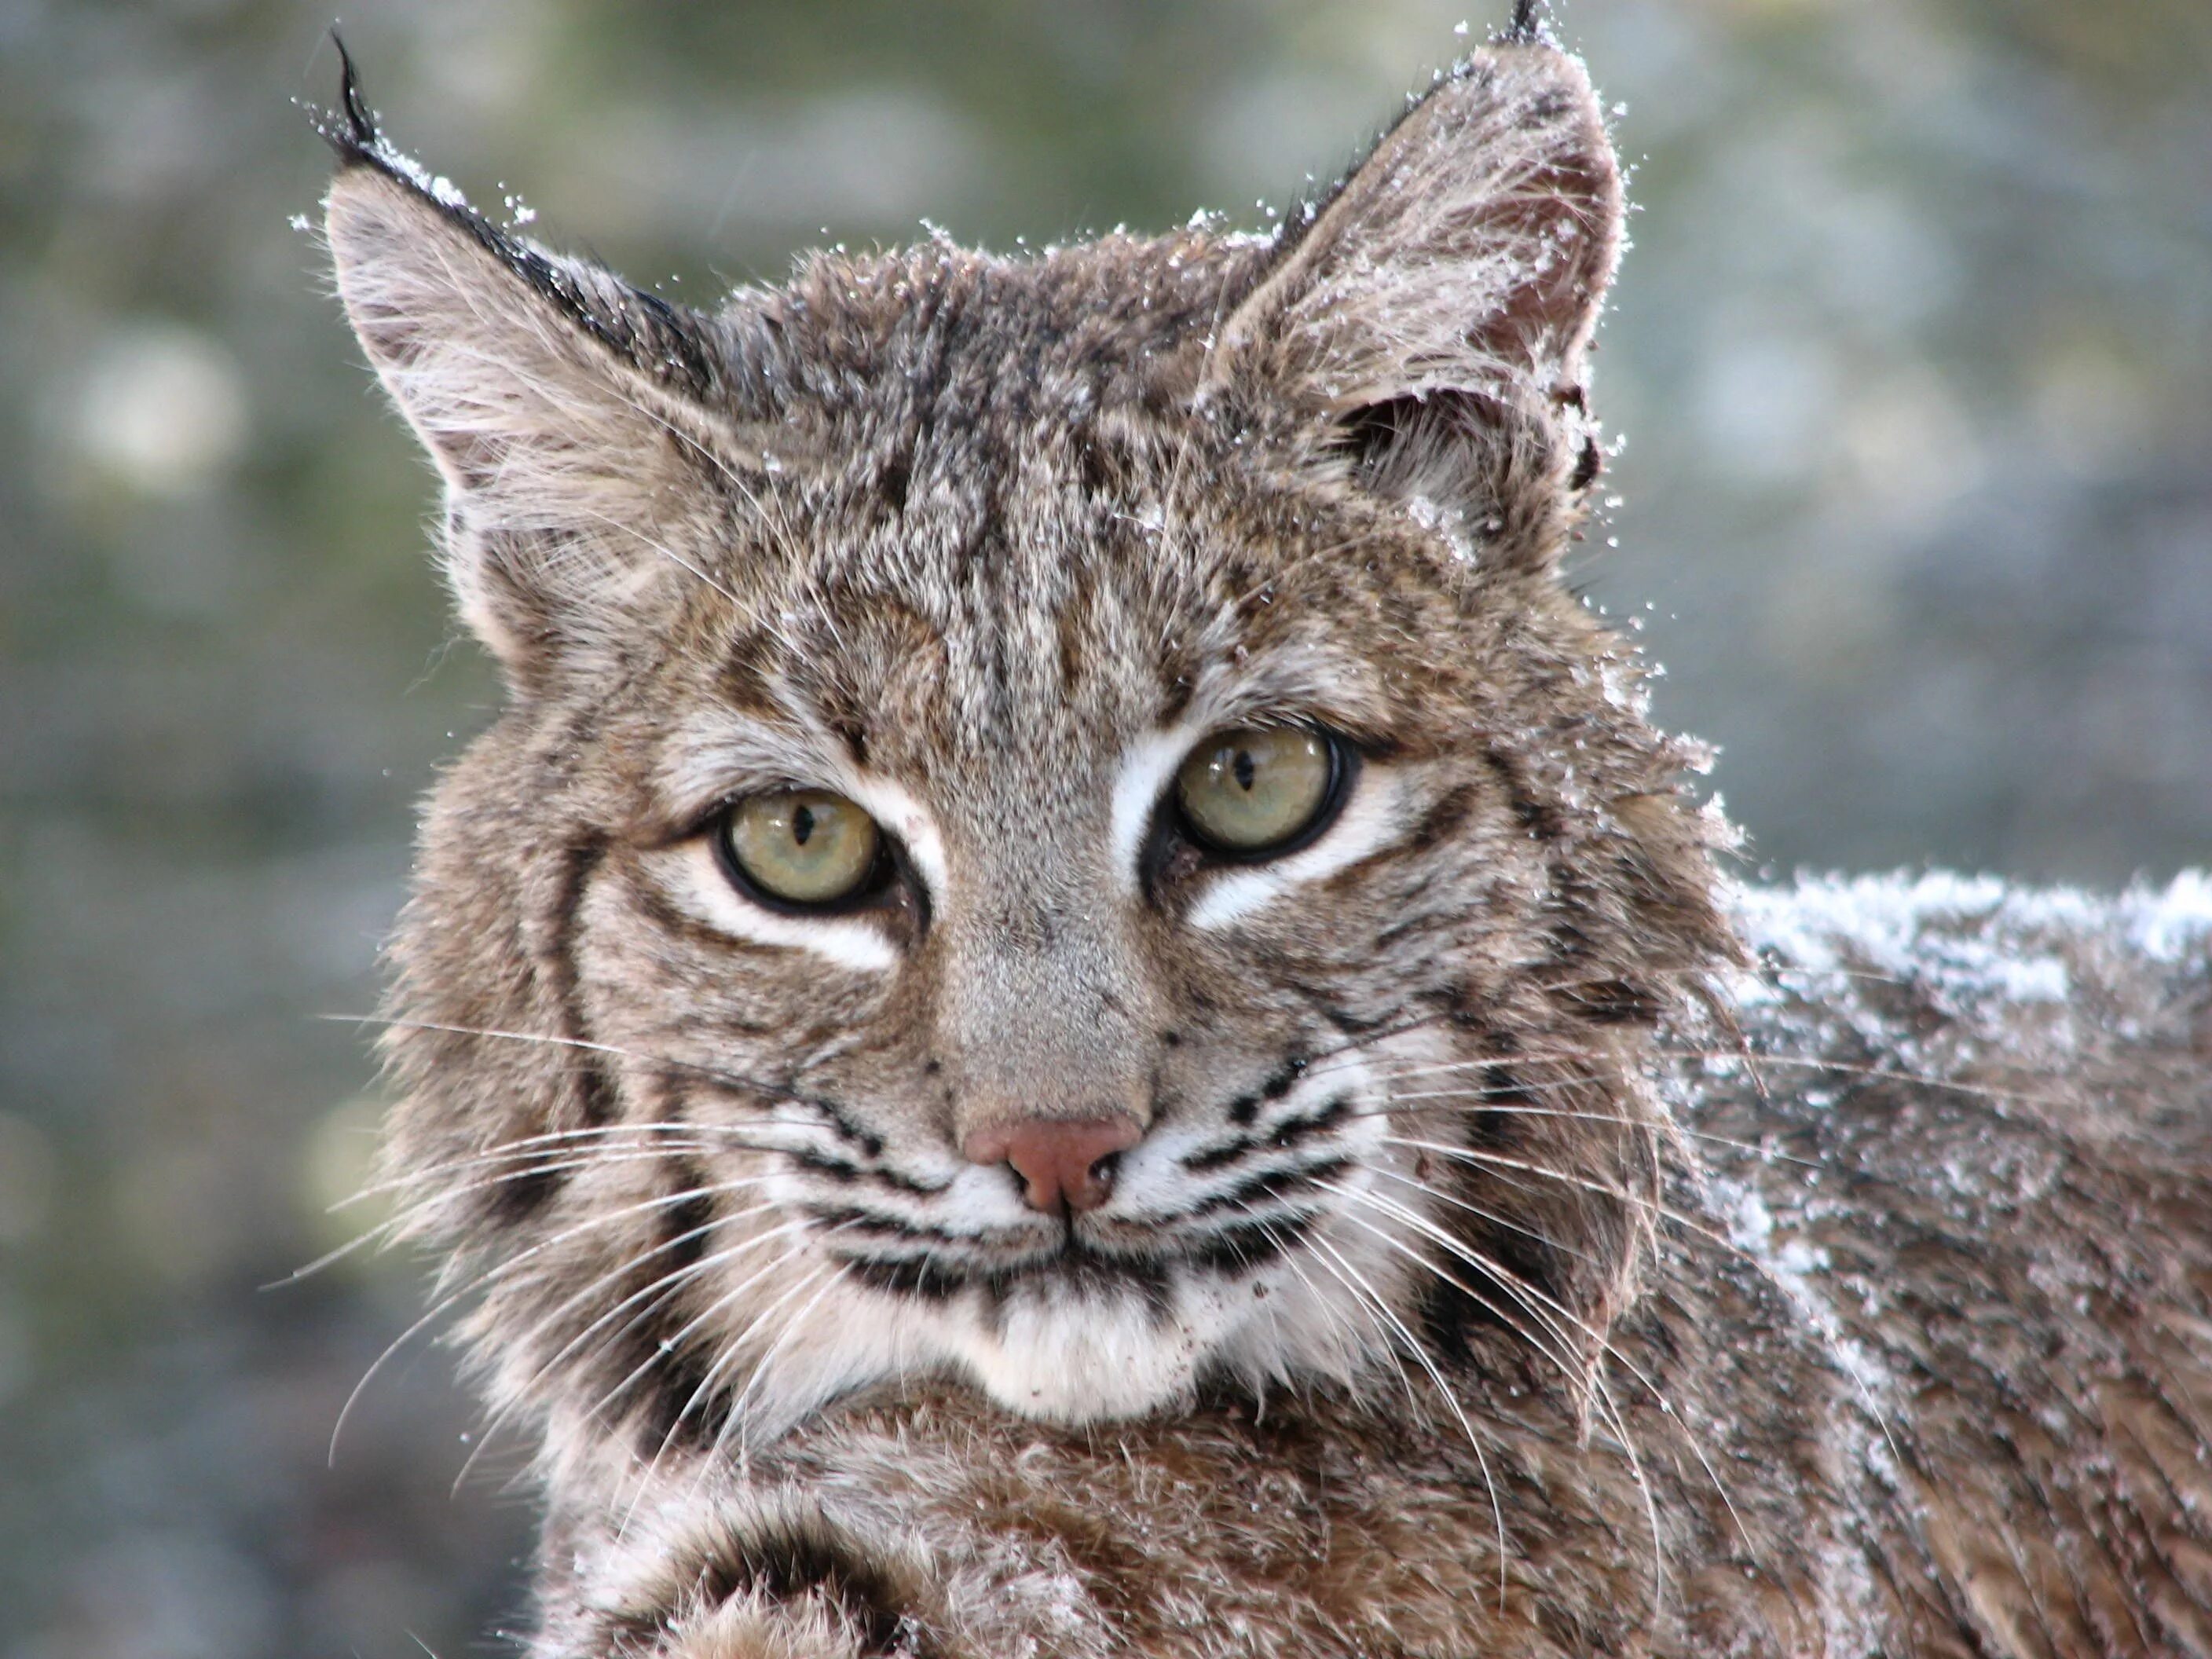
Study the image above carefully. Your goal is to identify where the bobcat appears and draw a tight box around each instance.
[322,16,2212,1659]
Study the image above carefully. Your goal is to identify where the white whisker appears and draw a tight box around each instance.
[1303,1229,1511,1608]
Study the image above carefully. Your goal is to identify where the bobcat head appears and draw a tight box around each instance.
[330,31,1730,1457]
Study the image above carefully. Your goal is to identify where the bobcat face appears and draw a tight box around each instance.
[504,379,1539,1427]
[335,42,1730,1448]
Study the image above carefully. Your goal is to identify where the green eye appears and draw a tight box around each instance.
[720,789,883,906]
[1175,727,1339,855]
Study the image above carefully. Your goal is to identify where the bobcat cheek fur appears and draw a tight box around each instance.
[325,23,2212,1659]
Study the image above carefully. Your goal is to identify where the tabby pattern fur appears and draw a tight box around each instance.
[320,19,2212,1658]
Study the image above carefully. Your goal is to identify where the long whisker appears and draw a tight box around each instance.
[1291,1214,1425,1412]
[1375,1114,1901,1480]
[328,1174,777,1463]
[448,1191,789,1492]
[600,1212,866,1519]
[1331,1180,1741,1578]
[1322,1190,1595,1413]
[723,1262,853,1456]
[1303,1229,1511,1608]
[1378,1185,1745,1591]
[1323,1195,1675,1612]
[1589,1368,1667,1618]
[283,1135,786,1289]
[615,1249,849,1534]
[1368,1039,2079,1113]
[1379,1134,1755,1268]
[1224,1196,1370,1390]
[1675,1046,2080,1109]
[1344,1084,1825,1170]
[1380,1134,1666,1221]
[1346,1008,2095,1130]
[1522,960,1921,992]
[345,1119,822,1206]
[331,1141,753,1245]
[1364,1163,1595,1263]
[589,1218,840,1441]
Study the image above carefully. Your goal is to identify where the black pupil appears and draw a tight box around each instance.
[793,804,815,846]
[1232,749,1256,792]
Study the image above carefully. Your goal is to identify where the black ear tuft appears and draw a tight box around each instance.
[315,29,382,167]
[1501,0,1545,46]
[335,31,376,150]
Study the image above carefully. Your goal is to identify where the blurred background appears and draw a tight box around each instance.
[1,0,2206,1654]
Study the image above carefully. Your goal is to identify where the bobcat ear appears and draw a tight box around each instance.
[1211,38,1621,549]
[320,59,747,679]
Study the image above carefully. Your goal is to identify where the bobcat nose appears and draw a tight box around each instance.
[964,1116,1143,1215]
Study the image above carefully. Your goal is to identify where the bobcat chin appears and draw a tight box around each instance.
[323,20,2212,1659]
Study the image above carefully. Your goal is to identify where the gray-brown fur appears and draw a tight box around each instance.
[322,24,2212,1659]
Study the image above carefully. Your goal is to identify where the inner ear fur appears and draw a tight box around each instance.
[1210,40,1622,544]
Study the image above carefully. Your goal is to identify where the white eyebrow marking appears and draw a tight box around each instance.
[1185,766,1402,932]
[659,840,898,973]
[1110,722,1201,892]
[837,772,949,904]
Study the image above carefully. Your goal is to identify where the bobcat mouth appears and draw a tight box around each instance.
[831,1214,1317,1303]
[795,1088,1370,1343]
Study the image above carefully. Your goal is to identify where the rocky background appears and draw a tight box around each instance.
[2,1,2206,1654]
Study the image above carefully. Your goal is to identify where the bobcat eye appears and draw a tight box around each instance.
[717,789,883,908]
[1175,727,1340,856]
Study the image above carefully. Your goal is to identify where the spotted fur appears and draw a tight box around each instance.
[324,25,2212,1659]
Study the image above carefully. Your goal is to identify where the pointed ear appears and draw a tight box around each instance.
[324,113,753,682]
[1210,40,1622,552]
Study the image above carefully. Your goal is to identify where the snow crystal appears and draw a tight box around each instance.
[1683,868,2204,1656]
[1708,1174,1892,1405]
[1595,657,1649,718]
[1727,871,2102,1014]
[2124,868,2212,962]
[1728,870,2207,1019]
[1403,493,1476,564]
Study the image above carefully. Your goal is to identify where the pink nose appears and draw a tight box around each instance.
[963,1116,1143,1215]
